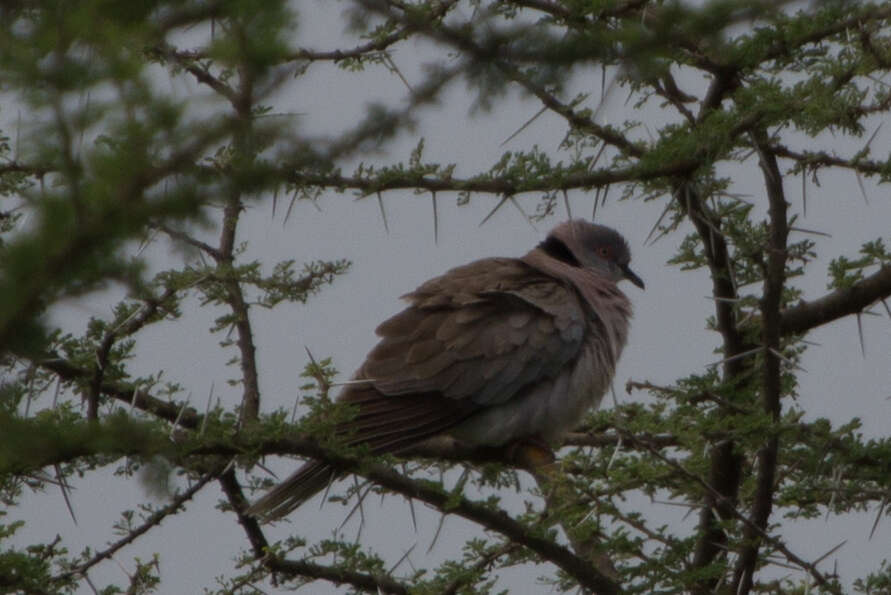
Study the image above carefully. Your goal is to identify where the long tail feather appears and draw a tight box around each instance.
[245,461,335,521]
[246,388,475,520]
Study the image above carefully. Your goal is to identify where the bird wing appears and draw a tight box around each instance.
[360,257,587,407]
[329,257,589,455]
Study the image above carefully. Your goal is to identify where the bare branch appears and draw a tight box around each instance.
[780,265,891,335]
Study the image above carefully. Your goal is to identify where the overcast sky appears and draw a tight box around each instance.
[8,1,891,592]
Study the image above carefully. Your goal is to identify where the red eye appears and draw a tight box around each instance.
[597,246,611,259]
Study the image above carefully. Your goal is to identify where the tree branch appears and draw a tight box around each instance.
[38,356,201,428]
[368,0,643,158]
[0,116,236,353]
[151,223,222,259]
[216,53,262,423]
[285,157,698,197]
[677,179,749,592]
[152,43,239,104]
[315,454,621,593]
[732,131,787,594]
[88,287,180,421]
[618,427,842,595]
[780,265,891,335]
[52,473,214,583]
[201,435,619,593]
[0,160,52,177]
[218,467,411,594]
[271,559,410,594]
[290,0,458,65]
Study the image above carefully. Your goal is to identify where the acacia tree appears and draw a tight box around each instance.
[2,1,891,593]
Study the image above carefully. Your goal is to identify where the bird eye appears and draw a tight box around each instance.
[597,246,611,259]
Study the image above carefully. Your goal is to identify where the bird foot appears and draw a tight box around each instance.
[505,438,556,470]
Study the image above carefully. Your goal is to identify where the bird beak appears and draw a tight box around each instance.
[621,264,645,290]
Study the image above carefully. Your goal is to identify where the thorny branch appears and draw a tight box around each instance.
[681,60,748,591]
[260,448,621,594]
[52,473,215,584]
[616,427,843,595]
[781,265,891,335]
[39,356,201,428]
[677,177,749,592]
[87,286,179,420]
[290,0,459,64]
[0,117,237,351]
[218,467,410,594]
[731,130,787,594]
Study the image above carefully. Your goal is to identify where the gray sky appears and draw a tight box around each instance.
[9,1,891,592]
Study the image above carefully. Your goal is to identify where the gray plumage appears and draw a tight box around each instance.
[247,220,644,520]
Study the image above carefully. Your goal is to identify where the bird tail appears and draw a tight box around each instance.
[244,460,336,521]
[245,388,475,520]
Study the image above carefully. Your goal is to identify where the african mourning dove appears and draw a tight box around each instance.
[248,219,643,519]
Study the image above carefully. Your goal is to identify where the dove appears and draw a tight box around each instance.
[247,219,643,520]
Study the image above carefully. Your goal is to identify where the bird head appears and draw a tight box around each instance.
[544,219,645,289]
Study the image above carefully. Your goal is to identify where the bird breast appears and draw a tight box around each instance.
[448,259,632,447]
[449,320,624,446]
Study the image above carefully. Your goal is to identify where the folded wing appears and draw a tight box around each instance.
[339,257,588,446]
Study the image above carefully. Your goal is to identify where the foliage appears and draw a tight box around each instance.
[1,1,890,593]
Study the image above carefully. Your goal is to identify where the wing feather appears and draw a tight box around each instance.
[360,258,586,407]
[335,389,473,453]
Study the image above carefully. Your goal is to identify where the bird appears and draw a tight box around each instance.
[246,219,644,520]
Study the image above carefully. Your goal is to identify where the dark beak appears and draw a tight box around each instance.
[621,264,645,290]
